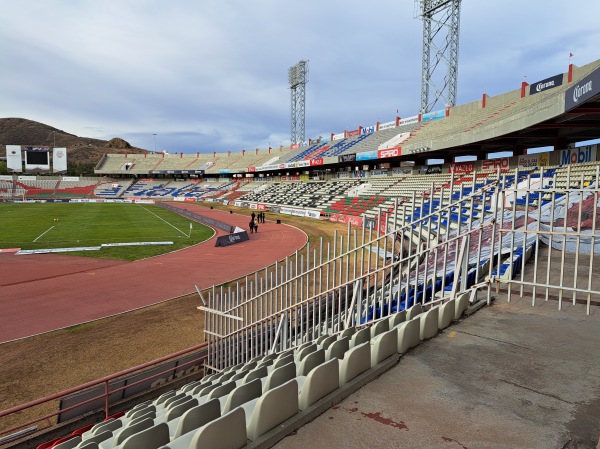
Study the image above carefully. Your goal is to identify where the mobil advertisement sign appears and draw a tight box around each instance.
[450,161,475,174]
[377,147,401,159]
[560,145,597,165]
[481,157,509,172]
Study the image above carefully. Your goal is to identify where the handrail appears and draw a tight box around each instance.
[0,341,208,436]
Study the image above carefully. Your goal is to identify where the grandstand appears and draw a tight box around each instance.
[3,58,600,448]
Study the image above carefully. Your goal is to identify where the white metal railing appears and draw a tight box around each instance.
[203,167,600,371]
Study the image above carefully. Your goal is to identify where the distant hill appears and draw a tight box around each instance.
[0,118,147,169]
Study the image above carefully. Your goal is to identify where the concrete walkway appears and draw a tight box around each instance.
[275,296,600,449]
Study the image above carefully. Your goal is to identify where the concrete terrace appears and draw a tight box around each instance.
[274,297,600,449]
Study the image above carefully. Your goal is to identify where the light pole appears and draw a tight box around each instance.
[52,131,56,148]
[153,133,157,153]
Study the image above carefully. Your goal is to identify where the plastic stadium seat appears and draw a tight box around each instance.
[419,307,439,340]
[396,318,421,354]
[370,329,398,366]
[297,358,340,410]
[325,336,350,361]
[171,399,221,440]
[262,361,296,393]
[338,342,371,386]
[296,348,325,377]
[241,379,299,441]
[114,422,169,449]
[221,378,262,414]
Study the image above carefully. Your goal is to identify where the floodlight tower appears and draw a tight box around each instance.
[414,0,462,113]
[289,60,309,145]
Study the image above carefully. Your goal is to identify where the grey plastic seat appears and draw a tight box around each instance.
[101,417,154,449]
[296,348,325,376]
[165,397,198,421]
[406,303,423,320]
[220,378,262,414]
[370,328,398,366]
[396,317,421,353]
[338,341,371,386]
[370,319,389,338]
[171,399,221,440]
[295,343,318,362]
[297,358,340,410]
[241,379,299,441]
[420,306,439,340]
[54,437,82,449]
[262,361,296,393]
[325,336,349,361]
[76,431,112,448]
[115,422,169,449]
[350,327,371,348]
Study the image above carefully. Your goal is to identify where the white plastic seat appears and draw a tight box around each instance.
[338,342,371,386]
[396,317,421,353]
[420,307,440,340]
[241,379,299,441]
[370,328,397,366]
[261,361,296,393]
[297,358,339,410]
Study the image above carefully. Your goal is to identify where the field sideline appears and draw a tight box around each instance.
[0,202,214,261]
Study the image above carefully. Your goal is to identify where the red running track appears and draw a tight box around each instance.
[0,205,307,343]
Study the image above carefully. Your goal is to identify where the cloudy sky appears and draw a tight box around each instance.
[2,0,599,153]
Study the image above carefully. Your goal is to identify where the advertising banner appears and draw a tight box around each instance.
[449,161,475,174]
[481,157,510,172]
[6,145,23,172]
[320,136,331,144]
[517,152,549,168]
[399,115,419,126]
[338,153,356,163]
[257,203,266,210]
[378,121,396,130]
[52,148,68,172]
[328,214,363,226]
[565,66,600,111]
[422,165,442,174]
[560,145,597,165]
[392,167,412,175]
[309,158,324,166]
[421,109,445,122]
[370,169,388,177]
[529,73,563,95]
[215,231,249,247]
[61,176,80,182]
[356,151,378,161]
[290,143,301,150]
[336,172,350,179]
[361,126,375,135]
[377,147,401,159]
[347,129,361,137]
[248,166,256,172]
[332,132,345,141]
[279,207,320,219]
[149,170,204,175]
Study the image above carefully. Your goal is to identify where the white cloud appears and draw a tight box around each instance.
[1,0,599,152]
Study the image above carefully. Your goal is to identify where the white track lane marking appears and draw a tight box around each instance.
[137,205,189,238]
[33,225,55,242]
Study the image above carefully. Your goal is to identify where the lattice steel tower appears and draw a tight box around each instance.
[414,0,462,113]
[289,60,309,145]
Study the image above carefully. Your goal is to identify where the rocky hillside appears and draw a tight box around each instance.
[0,118,147,167]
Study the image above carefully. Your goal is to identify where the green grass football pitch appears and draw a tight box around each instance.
[0,202,214,261]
